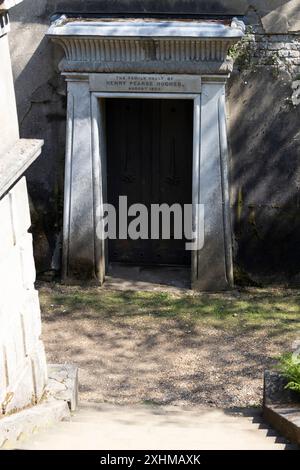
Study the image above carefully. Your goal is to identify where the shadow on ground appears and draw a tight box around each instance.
[38,283,300,408]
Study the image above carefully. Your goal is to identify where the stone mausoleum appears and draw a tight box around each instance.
[6,1,300,289]
[0,0,47,419]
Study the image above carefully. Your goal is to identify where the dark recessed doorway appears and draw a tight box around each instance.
[106,98,193,267]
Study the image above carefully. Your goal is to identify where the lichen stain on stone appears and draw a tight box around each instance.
[0,439,10,450]
[1,391,14,413]
[237,187,243,222]
[291,80,300,106]
[248,208,263,240]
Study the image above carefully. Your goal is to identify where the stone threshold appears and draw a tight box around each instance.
[0,138,43,198]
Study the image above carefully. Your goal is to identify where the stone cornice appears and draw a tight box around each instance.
[48,16,245,38]
[47,17,245,75]
[0,0,23,37]
[0,0,23,11]
[0,139,43,198]
[0,11,9,37]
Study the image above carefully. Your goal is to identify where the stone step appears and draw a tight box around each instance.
[0,398,70,449]
[45,422,283,445]
[18,404,291,450]
[69,414,269,432]
[19,429,286,450]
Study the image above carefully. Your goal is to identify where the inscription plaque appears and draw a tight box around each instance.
[89,74,201,93]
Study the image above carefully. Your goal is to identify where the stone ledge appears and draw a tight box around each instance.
[263,405,300,446]
[0,1,23,11]
[0,139,43,199]
[0,10,9,37]
[0,363,78,449]
[0,398,70,449]
[46,364,79,412]
[263,370,300,446]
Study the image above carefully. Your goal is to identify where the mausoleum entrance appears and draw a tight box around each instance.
[47,16,245,290]
[106,97,193,268]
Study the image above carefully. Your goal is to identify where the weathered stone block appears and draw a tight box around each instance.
[288,51,300,58]
[21,290,42,354]
[31,341,48,403]
[3,358,34,415]
[267,43,284,50]
[0,346,7,404]
[0,34,19,155]
[0,195,14,261]
[261,11,289,34]
[0,398,70,450]
[0,182,47,416]
[19,233,36,289]
[9,177,31,242]
[0,244,23,312]
[278,50,289,58]
[46,364,79,412]
[6,317,28,381]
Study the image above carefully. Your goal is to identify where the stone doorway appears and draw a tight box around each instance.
[106,97,193,268]
[47,16,245,290]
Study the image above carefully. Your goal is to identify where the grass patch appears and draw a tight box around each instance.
[39,284,300,339]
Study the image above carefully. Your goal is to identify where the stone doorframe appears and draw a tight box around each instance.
[47,16,245,290]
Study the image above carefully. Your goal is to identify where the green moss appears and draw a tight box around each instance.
[229,40,253,71]
[39,283,300,335]
[228,29,255,72]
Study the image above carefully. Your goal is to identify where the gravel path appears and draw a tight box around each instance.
[39,284,299,408]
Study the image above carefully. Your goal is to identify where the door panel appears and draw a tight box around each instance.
[106,98,193,266]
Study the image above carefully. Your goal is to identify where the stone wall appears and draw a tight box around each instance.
[0,0,47,417]
[227,10,300,283]
[239,34,300,78]
[7,0,300,284]
[0,17,19,155]
[0,178,47,415]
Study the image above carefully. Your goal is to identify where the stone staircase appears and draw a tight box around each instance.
[18,403,296,450]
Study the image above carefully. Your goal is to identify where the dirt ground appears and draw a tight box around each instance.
[38,283,300,408]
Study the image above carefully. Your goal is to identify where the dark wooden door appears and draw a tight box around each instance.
[106,98,193,266]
